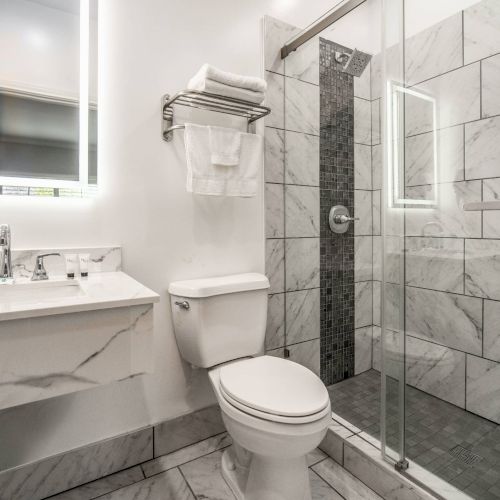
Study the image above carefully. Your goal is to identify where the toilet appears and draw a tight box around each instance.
[169,273,331,500]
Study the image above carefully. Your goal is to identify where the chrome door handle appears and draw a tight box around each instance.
[175,300,190,310]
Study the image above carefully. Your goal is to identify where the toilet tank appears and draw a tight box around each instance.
[169,273,270,368]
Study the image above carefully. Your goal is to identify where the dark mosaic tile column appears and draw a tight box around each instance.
[319,38,355,385]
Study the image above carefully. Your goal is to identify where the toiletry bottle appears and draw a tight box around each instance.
[64,254,77,279]
[79,253,90,277]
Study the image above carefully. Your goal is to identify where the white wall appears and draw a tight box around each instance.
[0,0,335,469]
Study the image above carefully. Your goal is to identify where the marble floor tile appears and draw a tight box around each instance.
[264,127,284,183]
[285,77,319,135]
[354,61,371,100]
[265,71,285,129]
[371,99,380,145]
[265,183,284,238]
[405,13,462,86]
[285,130,320,186]
[263,15,300,74]
[285,36,319,85]
[355,236,373,282]
[287,339,320,376]
[355,326,373,375]
[465,238,500,300]
[310,469,344,500]
[265,293,285,350]
[354,97,372,145]
[286,288,320,345]
[142,433,231,478]
[265,239,285,294]
[99,468,194,500]
[285,185,320,237]
[48,467,144,500]
[154,406,224,457]
[482,53,500,118]
[405,287,482,355]
[285,238,320,291]
[355,281,373,329]
[307,448,328,467]
[355,143,372,190]
[354,190,373,236]
[466,355,500,424]
[484,299,500,362]
[464,0,500,64]
[180,449,235,500]
[465,115,500,180]
[405,237,464,293]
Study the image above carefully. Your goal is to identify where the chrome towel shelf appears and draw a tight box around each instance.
[161,90,270,142]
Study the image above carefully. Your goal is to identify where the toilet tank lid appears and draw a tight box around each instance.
[168,273,269,298]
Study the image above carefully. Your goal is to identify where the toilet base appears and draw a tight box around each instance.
[221,445,312,500]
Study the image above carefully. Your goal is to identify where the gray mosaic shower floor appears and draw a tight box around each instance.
[328,370,500,500]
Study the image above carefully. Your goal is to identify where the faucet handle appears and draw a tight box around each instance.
[31,253,61,281]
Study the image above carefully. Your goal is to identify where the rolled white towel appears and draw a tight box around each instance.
[188,64,267,93]
[188,78,265,104]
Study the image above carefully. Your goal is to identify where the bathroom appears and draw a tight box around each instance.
[0,0,499,499]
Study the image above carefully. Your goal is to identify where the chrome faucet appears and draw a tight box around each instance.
[0,224,12,279]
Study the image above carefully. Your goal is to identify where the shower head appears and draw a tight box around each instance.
[335,48,372,77]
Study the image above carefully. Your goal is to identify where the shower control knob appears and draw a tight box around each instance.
[329,205,358,234]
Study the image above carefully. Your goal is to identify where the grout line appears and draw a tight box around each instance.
[178,467,198,498]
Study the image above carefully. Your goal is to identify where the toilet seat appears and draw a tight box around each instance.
[219,356,330,424]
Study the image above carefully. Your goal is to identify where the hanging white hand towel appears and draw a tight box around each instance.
[184,124,262,197]
[209,126,241,166]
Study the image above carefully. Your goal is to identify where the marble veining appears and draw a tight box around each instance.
[265,71,285,129]
[354,97,372,145]
[285,185,320,237]
[483,177,500,238]
[481,52,500,118]
[355,236,373,282]
[285,130,320,186]
[355,281,373,329]
[355,326,373,375]
[265,239,285,294]
[354,190,373,236]
[484,299,500,362]
[285,36,319,85]
[264,127,284,183]
[372,144,382,190]
[465,238,500,300]
[264,15,300,74]
[371,99,380,145]
[288,338,320,376]
[285,238,320,291]
[372,191,381,236]
[286,288,320,345]
[354,144,372,190]
[266,293,285,350]
[265,183,284,238]
[285,77,319,135]
[465,115,500,180]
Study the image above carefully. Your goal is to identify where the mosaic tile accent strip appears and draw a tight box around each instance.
[319,38,355,385]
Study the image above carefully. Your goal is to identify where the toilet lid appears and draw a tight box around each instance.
[219,356,330,418]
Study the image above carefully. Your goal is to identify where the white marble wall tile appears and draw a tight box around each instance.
[405,181,482,238]
[482,53,500,118]
[370,53,383,101]
[405,237,464,293]
[373,283,381,327]
[355,143,372,190]
[465,115,500,180]
[354,190,373,236]
[464,0,500,64]
[285,130,320,186]
[484,300,500,362]
[372,190,381,236]
[405,125,464,187]
[466,355,500,424]
[264,127,284,183]
[0,428,153,500]
[355,326,373,375]
[379,236,403,285]
[265,239,285,293]
[372,326,381,371]
[355,236,373,282]
[355,281,373,329]
[371,99,380,145]
[483,177,500,238]
[465,238,500,300]
[372,236,381,282]
[406,336,466,408]
[354,61,371,100]
[265,183,284,238]
[265,71,285,129]
[285,185,320,237]
[154,406,225,457]
[266,293,286,350]
[263,15,300,74]
[266,347,285,359]
[405,13,463,86]
[285,238,320,291]
[354,97,372,145]
[288,338,320,376]
[286,288,320,345]
[11,247,121,280]
[371,144,382,190]
[406,287,482,355]
[285,77,319,135]
[405,63,480,136]
[285,36,319,85]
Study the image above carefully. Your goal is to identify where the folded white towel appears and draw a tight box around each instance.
[189,64,267,93]
[188,78,265,104]
[184,123,262,197]
[209,126,241,166]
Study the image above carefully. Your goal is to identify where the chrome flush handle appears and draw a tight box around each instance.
[175,300,190,310]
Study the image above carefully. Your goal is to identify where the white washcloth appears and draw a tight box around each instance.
[188,78,265,104]
[184,123,262,197]
[209,126,241,166]
[188,64,267,93]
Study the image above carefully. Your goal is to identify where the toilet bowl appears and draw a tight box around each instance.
[169,273,331,500]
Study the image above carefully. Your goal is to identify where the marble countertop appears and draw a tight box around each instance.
[0,272,160,322]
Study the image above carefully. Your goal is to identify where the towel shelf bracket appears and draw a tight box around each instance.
[161,90,271,142]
